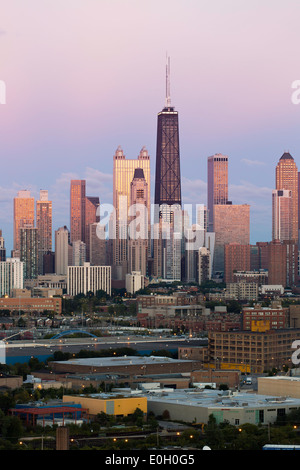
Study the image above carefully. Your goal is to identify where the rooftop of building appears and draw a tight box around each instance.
[124,387,300,409]
[280,151,294,160]
[258,375,300,382]
[68,387,300,410]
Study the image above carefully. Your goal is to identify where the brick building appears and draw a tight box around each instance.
[0,296,62,314]
[208,329,300,373]
[242,302,289,331]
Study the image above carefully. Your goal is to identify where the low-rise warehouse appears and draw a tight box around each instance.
[136,388,300,426]
[63,393,147,418]
[48,355,203,376]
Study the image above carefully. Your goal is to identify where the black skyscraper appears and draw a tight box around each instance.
[154,58,182,213]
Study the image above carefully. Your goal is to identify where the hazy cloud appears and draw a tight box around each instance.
[241,158,266,166]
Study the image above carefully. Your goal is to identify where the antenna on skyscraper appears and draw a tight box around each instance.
[165,54,171,108]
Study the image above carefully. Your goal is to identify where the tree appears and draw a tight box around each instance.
[203,414,224,449]
[0,414,24,442]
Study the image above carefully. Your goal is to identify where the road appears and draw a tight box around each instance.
[3,335,207,364]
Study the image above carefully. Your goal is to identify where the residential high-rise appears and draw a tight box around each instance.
[272,189,292,242]
[0,230,6,261]
[268,240,298,287]
[55,226,69,275]
[207,154,229,232]
[70,180,86,244]
[275,152,298,242]
[183,206,208,282]
[154,57,181,220]
[67,263,111,296]
[43,251,55,274]
[20,227,38,279]
[197,247,211,284]
[85,196,100,262]
[128,168,149,277]
[36,190,52,274]
[13,190,35,253]
[224,243,251,284]
[72,240,86,266]
[90,223,106,266]
[213,204,250,274]
[0,258,23,297]
[112,146,150,278]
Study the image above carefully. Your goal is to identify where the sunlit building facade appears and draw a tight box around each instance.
[70,180,86,244]
[13,190,35,254]
[112,146,150,278]
[207,154,229,232]
[213,204,250,274]
[275,152,298,242]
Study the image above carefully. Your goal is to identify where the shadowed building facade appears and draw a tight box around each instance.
[153,58,182,280]
[36,190,52,275]
[154,57,181,221]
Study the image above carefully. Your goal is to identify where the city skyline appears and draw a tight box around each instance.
[1,1,300,251]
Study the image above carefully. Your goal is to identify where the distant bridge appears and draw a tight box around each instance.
[50,330,98,340]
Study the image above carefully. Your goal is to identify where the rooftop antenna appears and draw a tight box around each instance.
[165,54,171,108]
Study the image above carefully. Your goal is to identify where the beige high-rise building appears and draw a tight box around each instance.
[13,190,35,253]
[213,204,250,274]
[36,190,52,274]
[55,226,69,275]
[275,152,298,242]
[112,146,150,278]
[272,189,292,242]
[128,168,149,277]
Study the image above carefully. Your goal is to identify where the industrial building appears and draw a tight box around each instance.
[63,393,147,419]
[48,355,203,376]
[141,388,300,426]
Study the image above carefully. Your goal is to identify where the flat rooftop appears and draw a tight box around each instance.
[117,388,300,410]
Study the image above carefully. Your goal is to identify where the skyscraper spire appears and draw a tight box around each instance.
[165,54,171,108]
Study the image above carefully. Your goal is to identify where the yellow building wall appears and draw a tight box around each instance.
[251,320,270,332]
[63,395,147,417]
[206,362,250,373]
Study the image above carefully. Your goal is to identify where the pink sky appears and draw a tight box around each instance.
[1,0,300,249]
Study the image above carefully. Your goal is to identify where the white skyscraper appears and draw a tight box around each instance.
[67,263,111,296]
[0,258,24,297]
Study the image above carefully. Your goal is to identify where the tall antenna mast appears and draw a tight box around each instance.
[165,54,171,108]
